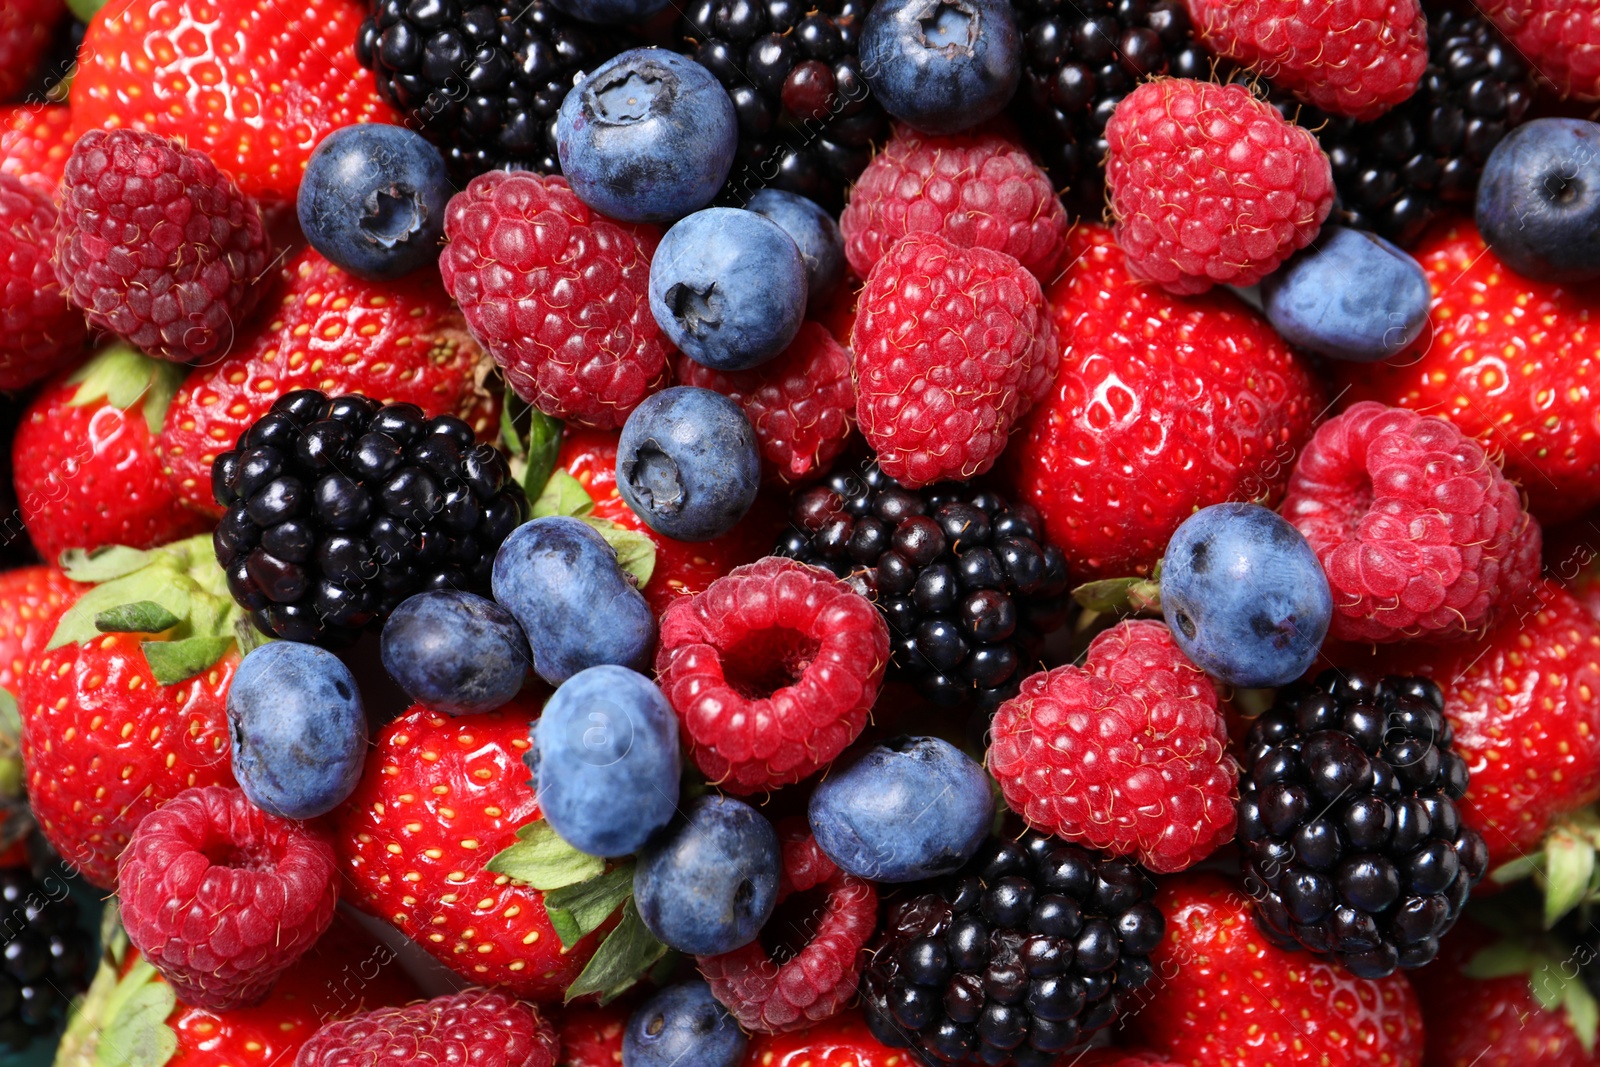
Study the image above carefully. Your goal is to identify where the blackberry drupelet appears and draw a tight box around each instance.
[775,463,1069,711]
[1237,670,1489,979]
[355,0,619,179]
[861,831,1164,1066]
[0,865,94,1051]
[212,390,528,645]
[679,0,888,210]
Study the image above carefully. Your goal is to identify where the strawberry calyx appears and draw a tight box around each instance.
[1072,560,1163,617]
[1491,806,1600,928]
[529,469,657,591]
[1460,917,1600,1052]
[64,343,187,436]
[55,902,179,1067]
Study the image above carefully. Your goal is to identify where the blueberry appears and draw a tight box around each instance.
[296,124,451,281]
[548,0,670,24]
[380,590,528,715]
[226,642,367,820]
[859,0,1021,136]
[747,188,845,313]
[1476,118,1600,283]
[556,49,737,225]
[649,208,808,371]
[616,387,761,542]
[623,979,747,1067]
[1260,227,1432,363]
[808,736,994,882]
[1159,502,1333,688]
[634,795,780,955]
[490,516,656,685]
[530,665,680,857]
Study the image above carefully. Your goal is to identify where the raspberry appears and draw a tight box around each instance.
[1480,0,1600,100]
[54,129,271,363]
[655,555,889,794]
[839,125,1070,281]
[699,821,878,1034]
[0,174,84,391]
[851,233,1055,488]
[1105,78,1333,295]
[296,989,559,1067]
[1187,0,1428,120]
[116,786,338,1011]
[988,620,1239,874]
[674,321,855,483]
[1281,401,1542,644]
[440,171,671,430]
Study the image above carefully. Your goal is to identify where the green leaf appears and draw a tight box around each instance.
[1544,830,1597,927]
[50,577,191,651]
[59,546,157,584]
[66,0,107,23]
[543,864,635,949]
[91,958,177,1067]
[1492,852,1544,885]
[66,345,186,434]
[141,636,234,687]
[564,897,668,1005]
[1070,576,1162,615]
[233,618,272,656]
[0,689,18,743]
[486,820,604,890]
[1565,976,1600,1052]
[531,469,595,520]
[584,519,655,590]
[521,410,564,500]
[1465,940,1538,980]
[500,388,526,457]
[95,601,182,635]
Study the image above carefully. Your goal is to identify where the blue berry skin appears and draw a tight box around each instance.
[380,591,527,715]
[1261,228,1431,364]
[624,979,747,1067]
[616,387,761,542]
[747,188,845,313]
[528,665,681,857]
[490,516,656,686]
[634,795,780,956]
[226,641,368,820]
[1476,118,1600,283]
[548,0,670,24]
[1159,502,1334,689]
[649,207,808,371]
[556,49,737,225]
[859,0,1021,136]
[296,124,451,281]
[808,736,994,883]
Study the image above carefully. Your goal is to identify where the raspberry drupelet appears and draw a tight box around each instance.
[0,173,84,390]
[296,988,559,1067]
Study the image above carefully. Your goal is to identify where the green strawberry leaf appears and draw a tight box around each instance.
[486,820,604,891]
[583,519,655,590]
[1463,940,1540,980]
[95,602,182,635]
[92,958,178,1067]
[66,344,186,435]
[543,863,635,949]
[500,388,526,458]
[564,897,668,1005]
[51,577,192,650]
[1070,576,1162,616]
[59,546,157,584]
[531,469,595,521]
[522,410,564,501]
[66,0,107,22]
[1564,974,1600,1052]
[142,636,235,687]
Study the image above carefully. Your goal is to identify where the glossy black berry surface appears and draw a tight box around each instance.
[0,866,93,1051]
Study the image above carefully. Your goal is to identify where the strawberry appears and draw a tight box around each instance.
[1129,871,1426,1067]
[19,535,246,889]
[55,912,420,1067]
[1339,217,1600,524]
[0,565,77,696]
[557,1002,630,1067]
[1479,0,1600,101]
[0,0,66,104]
[0,103,73,191]
[1006,223,1323,580]
[14,344,211,562]
[742,1010,910,1066]
[69,0,400,201]
[157,247,497,518]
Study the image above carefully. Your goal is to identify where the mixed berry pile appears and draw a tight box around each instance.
[0,0,1597,1065]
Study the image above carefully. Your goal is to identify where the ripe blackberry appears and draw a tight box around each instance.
[1237,670,1490,980]
[0,865,94,1051]
[679,0,888,210]
[212,389,528,645]
[861,830,1164,1066]
[355,0,619,179]
[774,463,1070,710]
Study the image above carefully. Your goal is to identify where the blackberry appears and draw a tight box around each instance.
[212,390,528,645]
[0,865,94,1050]
[679,0,888,210]
[1237,670,1490,979]
[861,831,1164,1066]
[774,463,1070,710]
[355,0,619,180]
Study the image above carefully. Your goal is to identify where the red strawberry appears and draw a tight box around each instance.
[157,247,497,518]
[0,565,78,696]
[1129,871,1426,1067]
[1006,223,1323,580]
[0,103,73,191]
[1339,218,1600,524]
[69,0,400,200]
[740,1010,910,1066]
[1479,0,1600,100]
[556,1002,629,1067]
[0,0,66,104]
[14,344,211,562]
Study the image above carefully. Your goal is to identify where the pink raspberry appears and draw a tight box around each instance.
[55,129,270,362]
[0,174,84,390]
[116,786,338,1011]
[1186,0,1428,120]
[987,620,1239,874]
[839,124,1070,281]
[296,989,558,1067]
[674,321,855,483]
[851,232,1055,488]
[1480,0,1600,101]
[1282,401,1542,644]
[655,556,889,795]
[698,821,877,1033]
[440,171,671,430]
[1105,79,1333,295]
